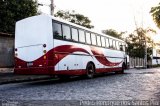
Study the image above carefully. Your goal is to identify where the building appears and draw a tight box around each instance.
[152,43,160,65]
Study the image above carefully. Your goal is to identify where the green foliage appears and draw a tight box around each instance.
[150,3,160,29]
[126,27,155,60]
[126,33,144,58]
[102,29,125,39]
[0,0,38,34]
[54,10,94,29]
[152,64,160,68]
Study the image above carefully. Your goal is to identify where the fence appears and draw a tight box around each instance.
[129,57,145,68]
[129,57,152,68]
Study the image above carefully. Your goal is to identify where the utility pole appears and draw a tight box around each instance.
[144,35,147,68]
[37,0,55,16]
[50,0,54,15]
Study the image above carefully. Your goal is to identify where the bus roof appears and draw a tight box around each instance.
[18,14,125,43]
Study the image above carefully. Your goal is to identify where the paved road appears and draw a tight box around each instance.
[0,68,160,105]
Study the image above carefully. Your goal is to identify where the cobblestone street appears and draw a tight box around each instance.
[0,68,160,105]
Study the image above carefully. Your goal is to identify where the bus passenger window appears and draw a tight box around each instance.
[116,41,120,50]
[113,40,116,49]
[71,28,78,41]
[91,33,96,45]
[101,36,105,47]
[97,35,101,46]
[86,32,91,44]
[53,22,62,39]
[79,30,85,43]
[122,43,125,51]
[119,43,123,51]
[105,38,109,48]
[62,24,71,40]
[109,39,113,48]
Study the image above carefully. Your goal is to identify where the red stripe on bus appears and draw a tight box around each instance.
[52,45,91,66]
[14,67,50,74]
[96,67,122,73]
[91,46,122,66]
[15,45,123,69]
[14,67,122,75]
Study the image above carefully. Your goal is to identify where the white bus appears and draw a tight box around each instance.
[14,15,127,78]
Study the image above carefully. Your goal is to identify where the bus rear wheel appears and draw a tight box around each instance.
[86,63,95,78]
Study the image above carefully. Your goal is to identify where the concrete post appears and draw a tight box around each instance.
[50,0,54,15]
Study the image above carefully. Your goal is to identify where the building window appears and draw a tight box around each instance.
[71,28,78,41]
[79,30,85,43]
[91,33,96,45]
[62,24,71,40]
[53,22,62,39]
[86,32,91,44]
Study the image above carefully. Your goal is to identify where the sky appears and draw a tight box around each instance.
[38,0,160,42]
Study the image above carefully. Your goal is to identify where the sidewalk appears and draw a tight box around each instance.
[0,68,52,85]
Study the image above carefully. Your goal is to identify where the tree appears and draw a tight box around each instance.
[126,27,156,60]
[54,10,94,29]
[0,0,38,34]
[150,3,160,29]
[126,33,146,58]
[102,29,125,39]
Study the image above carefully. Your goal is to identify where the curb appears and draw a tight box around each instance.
[0,75,54,85]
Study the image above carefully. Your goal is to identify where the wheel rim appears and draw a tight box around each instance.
[87,65,94,78]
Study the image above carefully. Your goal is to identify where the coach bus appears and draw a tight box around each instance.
[14,15,127,78]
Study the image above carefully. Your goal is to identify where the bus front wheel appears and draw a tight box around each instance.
[116,63,125,74]
[86,63,95,78]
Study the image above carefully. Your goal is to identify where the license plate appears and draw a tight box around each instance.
[27,62,33,67]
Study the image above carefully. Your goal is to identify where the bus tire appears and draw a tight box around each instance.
[116,63,125,74]
[86,63,95,78]
[120,64,125,74]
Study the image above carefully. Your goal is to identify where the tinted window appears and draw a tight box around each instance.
[122,43,125,51]
[116,41,120,50]
[101,36,105,47]
[86,32,91,44]
[119,42,123,51]
[109,39,113,48]
[53,22,62,39]
[62,24,71,40]
[97,35,101,46]
[113,40,116,49]
[79,30,85,43]
[71,28,78,41]
[91,33,96,45]
[105,38,109,48]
